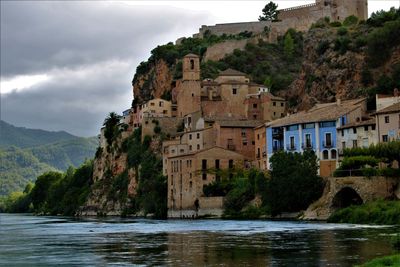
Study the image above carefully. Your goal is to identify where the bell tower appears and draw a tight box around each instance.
[182,53,200,81]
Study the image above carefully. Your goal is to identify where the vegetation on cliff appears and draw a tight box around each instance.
[328,200,400,225]
[356,254,400,267]
[132,8,400,111]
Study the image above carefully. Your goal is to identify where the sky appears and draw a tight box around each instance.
[1,1,399,136]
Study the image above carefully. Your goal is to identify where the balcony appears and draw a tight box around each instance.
[302,142,313,149]
[323,141,333,148]
[286,144,297,151]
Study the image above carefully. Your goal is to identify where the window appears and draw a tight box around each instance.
[171,175,173,185]
[303,123,315,129]
[273,102,276,106]
[159,101,163,107]
[305,134,312,148]
[252,141,255,145]
[241,129,246,137]
[322,150,329,160]
[325,133,332,147]
[274,112,276,116]
[150,102,155,106]
[320,121,336,128]
[215,160,220,181]
[353,140,358,148]
[190,59,194,70]
[385,116,389,123]
[372,124,376,130]
[281,113,284,117]
[342,141,346,149]
[232,88,237,95]
[243,141,248,146]
[189,145,192,151]
[287,125,299,131]
[353,128,357,134]
[281,102,284,107]
[253,103,257,108]
[253,115,257,119]
[289,136,295,150]
[163,110,167,114]
[257,134,260,140]
[382,135,388,142]
[202,159,207,180]
[341,130,344,137]
[331,150,337,159]
[189,134,192,140]
[363,138,368,148]
[364,126,369,131]
[189,181,192,189]
[197,144,200,150]
[197,133,200,139]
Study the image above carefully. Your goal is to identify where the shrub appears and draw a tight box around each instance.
[334,37,351,54]
[355,36,367,48]
[339,156,380,170]
[337,27,348,36]
[330,21,342,27]
[343,15,359,27]
[316,40,330,55]
[153,125,161,134]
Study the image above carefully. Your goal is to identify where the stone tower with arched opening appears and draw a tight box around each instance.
[182,53,200,81]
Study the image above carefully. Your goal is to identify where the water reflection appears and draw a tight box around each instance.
[0,214,397,267]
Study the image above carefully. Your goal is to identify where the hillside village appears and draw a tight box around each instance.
[84,0,400,219]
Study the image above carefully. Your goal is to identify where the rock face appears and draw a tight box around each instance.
[79,136,137,216]
[132,59,173,104]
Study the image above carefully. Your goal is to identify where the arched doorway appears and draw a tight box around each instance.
[331,187,363,209]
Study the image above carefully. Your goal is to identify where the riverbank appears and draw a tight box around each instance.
[327,200,400,225]
[356,254,400,267]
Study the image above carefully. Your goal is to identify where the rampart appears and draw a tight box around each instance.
[192,0,367,43]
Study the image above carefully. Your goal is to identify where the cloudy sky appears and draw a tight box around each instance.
[1,1,398,136]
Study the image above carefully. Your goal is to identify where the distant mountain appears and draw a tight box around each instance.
[0,120,77,148]
[0,121,98,196]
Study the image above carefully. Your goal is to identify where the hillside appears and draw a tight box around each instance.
[0,121,98,196]
[0,120,77,148]
[132,9,400,111]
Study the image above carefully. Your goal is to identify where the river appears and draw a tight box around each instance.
[0,214,398,266]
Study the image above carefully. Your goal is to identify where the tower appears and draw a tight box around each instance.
[182,54,200,81]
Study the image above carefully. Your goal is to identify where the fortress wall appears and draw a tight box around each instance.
[203,39,250,61]
[196,21,271,38]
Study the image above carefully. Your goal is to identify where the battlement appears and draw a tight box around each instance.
[280,2,317,12]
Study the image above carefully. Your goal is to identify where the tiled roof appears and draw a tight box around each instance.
[337,118,375,130]
[217,119,265,128]
[267,98,365,127]
[219,68,247,77]
[375,102,400,114]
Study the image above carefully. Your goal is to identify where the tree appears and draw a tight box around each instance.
[284,32,294,60]
[267,150,324,216]
[103,112,122,147]
[259,1,279,21]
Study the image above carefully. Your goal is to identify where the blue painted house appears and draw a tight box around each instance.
[266,98,367,177]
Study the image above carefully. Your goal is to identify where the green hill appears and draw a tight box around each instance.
[0,121,98,196]
[0,120,77,148]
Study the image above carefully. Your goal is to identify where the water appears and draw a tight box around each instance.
[0,214,398,266]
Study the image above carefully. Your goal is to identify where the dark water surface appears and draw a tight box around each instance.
[0,214,398,266]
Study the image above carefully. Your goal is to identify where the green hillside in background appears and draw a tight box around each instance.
[0,120,76,148]
[0,120,98,196]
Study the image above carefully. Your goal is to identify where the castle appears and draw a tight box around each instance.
[193,0,368,42]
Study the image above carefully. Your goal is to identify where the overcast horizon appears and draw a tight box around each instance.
[1,0,399,137]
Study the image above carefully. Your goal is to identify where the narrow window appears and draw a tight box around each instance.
[353,140,358,148]
[322,150,329,160]
[290,136,295,150]
[331,150,337,159]
[253,103,257,108]
[232,88,237,95]
[190,59,195,70]
[273,102,276,106]
[215,159,220,181]
[382,135,388,142]
[197,144,200,150]
[197,133,200,139]
[325,133,332,147]
[353,128,357,134]
[385,116,390,123]
[202,159,207,180]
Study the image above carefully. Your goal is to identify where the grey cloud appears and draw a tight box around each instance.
[1,1,210,136]
[1,60,133,137]
[1,1,207,77]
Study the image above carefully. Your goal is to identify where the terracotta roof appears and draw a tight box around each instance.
[167,145,244,159]
[184,53,199,58]
[267,98,366,127]
[337,118,376,130]
[217,119,265,128]
[375,102,400,114]
[219,68,247,77]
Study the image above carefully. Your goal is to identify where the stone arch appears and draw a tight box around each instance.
[331,187,363,209]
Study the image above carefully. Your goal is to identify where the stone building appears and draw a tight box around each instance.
[254,123,267,170]
[337,118,377,152]
[375,102,400,142]
[166,146,244,218]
